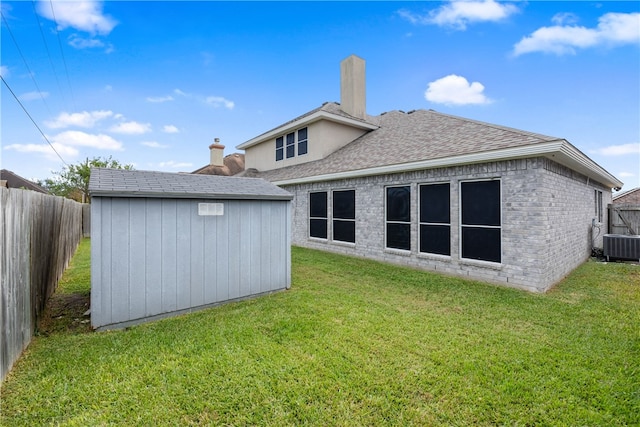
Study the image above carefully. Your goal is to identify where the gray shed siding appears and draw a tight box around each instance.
[91,197,290,329]
[284,157,609,292]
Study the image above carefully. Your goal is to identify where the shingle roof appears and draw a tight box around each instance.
[0,169,49,193]
[245,108,562,183]
[192,153,246,176]
[89,168,292,200]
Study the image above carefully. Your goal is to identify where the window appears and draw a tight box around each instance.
[460,180,501,263]
[276,128,308,161]
[298,128,308,156]
[595,190,603,222]
[386,186,411,250]
[333,190,355,243]
[309,192,328,239]
[419,183,450,256]
[275,137,284,161]
[286,132,295,158]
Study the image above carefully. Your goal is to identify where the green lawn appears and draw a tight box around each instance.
[1,239,638,426]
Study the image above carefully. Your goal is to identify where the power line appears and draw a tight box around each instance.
[48,0,77,111]
[31,0,67,110]
[1,75,69,166]
[1,11,53,116]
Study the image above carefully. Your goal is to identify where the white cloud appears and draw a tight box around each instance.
[104,85,113,92]
[157,161,193,169]
[4,142,79,161]
[68,34,104,49]
[147,95,174,103]
[110,121,151,135]
[37,0,117,35]
[0,65,9,77]
[162,125,179,134]
[591,143,640,156]
[141,141,168,148]
[174,88,235,109]
[206,96,235,109]
[513,12,640,56]
[50,130,123,150]
[425,74,493,106]
[19,91,50,101]
[552,13,579,26]
[45,110,114,129]
[618,172,635,178]
[398,0,519,30]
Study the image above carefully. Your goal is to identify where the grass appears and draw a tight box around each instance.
[1,240,638,426]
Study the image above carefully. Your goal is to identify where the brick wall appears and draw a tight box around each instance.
[283,157,611,292]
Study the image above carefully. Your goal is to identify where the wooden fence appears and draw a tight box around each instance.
[609,203,640,236]
[1,188,85,383]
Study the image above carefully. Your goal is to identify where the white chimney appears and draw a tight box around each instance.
[340,55,366,120]
[209,138,225,167]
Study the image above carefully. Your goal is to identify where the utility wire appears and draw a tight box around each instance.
[48,0,77,111]
[1,75,69,166]
[1,11,53,116]
[31,0,67,110]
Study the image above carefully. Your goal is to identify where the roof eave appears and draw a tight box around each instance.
[236,110,378,150]
[272,140,623,190]
[89,190,293,201]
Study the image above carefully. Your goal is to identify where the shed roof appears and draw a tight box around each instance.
[89,168,292,200]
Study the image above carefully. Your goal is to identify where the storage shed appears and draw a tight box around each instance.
[89,168,293,330]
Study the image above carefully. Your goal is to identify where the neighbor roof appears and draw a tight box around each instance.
[1,169,49,193]
[243,106,623,190]
[89,168,292,200]
[192,152,246,176]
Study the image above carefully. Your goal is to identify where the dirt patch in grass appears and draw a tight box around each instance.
[37,292,92,336]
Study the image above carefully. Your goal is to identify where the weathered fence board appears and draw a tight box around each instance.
[609,204,640,236]
[1,188,84,383]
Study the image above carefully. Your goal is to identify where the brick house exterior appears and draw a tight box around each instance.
[613,187,640,205]
[239,56,622,292]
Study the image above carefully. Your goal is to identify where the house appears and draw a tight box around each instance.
[613,187,640,205]
[89,168,292,330]
[0,169,49,193]
[192,138,246,176]
[238,55,623,292]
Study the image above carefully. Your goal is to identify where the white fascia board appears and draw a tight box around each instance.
[236,111,378,150]
[273,140,623,190]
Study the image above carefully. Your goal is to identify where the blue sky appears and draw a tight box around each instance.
[1,1,639,192]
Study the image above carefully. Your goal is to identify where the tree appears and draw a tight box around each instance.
[40,156,133,203]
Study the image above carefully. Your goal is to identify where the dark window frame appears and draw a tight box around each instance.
[309,191,328,240]
[275,136,284,161]
[595,189,603,223]
[285,132,295,158]
[419,182,451,256]
[298,127,308,156]
[385,185,412,251]
[332,189,356,244]
[460,179,502,263]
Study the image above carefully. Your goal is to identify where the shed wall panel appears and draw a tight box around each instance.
[91,197,291,329]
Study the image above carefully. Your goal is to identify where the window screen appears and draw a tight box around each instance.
[386,186,411,250]
[286,132,295,158]
[275,137,284,161]
[333,190,355,243]
[309,192,328,239]
[298,128,308,156]
[419,183,450,255]
[461,180,501,263]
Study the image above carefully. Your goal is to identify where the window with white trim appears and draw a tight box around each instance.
[275,127,308,161]
[419,183,450,256]
[386,185,411,251]
[594,190,603,222]
[460,180,501,263]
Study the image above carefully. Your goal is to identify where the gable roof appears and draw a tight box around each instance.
[237,102,378,150]
[89,168,292,201]
[0,169,49,193]
[243,106,623,190]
